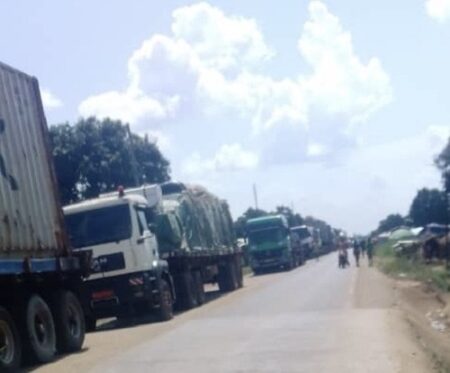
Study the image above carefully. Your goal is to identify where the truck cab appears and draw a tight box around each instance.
[63,193,174,328]
[290,225,314,259]
[246,215,295,273]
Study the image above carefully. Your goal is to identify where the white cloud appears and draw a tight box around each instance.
[78,89,178,125]
[41,89,63,109]
[183,143,259,174]
[426,0,450,22]
[299,1,392,124]
[171,2,274,71]
[307,142,328,157]
[79,1,392,174]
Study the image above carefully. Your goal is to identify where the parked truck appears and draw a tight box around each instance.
[246,215,302,274]
[157,182,243,308]
[63,182,242,329]
[290,225,314,259]
[0,62,87,370]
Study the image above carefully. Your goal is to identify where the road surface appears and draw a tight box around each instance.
[35,254,433,373]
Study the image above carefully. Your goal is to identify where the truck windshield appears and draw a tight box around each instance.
[248,228,284,245]
[65,204,132,248]
[291,228,310,239]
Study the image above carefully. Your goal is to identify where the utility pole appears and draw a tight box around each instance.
[126,124,140,187]
[253,183,258,210]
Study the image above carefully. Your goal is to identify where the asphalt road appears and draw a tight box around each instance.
[36,254,433,373]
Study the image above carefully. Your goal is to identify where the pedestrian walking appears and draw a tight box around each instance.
[337,237,350,268]
[366,237,374,266]
[360,239,366,258]
[353,241,361,267]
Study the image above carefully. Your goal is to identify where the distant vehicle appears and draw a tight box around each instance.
[0,61,88,370]
[246,215,301,274]
[290,225,314,258]
[64,183,242,329]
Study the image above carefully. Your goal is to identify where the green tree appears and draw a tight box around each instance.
[50,117,170,204]
[436,137,450,192]
[274,205,304,227]
[377,213,405,233]
[234,207,268,238]
[409,188,447,226]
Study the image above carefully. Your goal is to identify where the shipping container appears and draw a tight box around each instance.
[0,61,86,370]
[0,61,67,258]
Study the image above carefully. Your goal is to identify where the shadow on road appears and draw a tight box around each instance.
[93,288,224,333]
[24,288,224,372]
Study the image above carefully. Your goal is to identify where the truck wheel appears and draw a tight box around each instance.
[175,272,198,310]
[193,271,205,305]
[157,280,174,321]
[51,291,85,353]
[22,295,56,363]
[0,307,21,371]
[284,256,294,271]
[218,262,238,292]
[217,264,229,292]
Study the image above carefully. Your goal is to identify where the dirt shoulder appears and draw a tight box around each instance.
[357,264,450,372]
[397,280,450,372]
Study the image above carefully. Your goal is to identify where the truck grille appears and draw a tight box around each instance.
[253,249,283,260]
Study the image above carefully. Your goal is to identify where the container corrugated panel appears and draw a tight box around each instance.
[0,61,68,258]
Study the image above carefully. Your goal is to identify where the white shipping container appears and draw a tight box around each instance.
[0,61,67,258]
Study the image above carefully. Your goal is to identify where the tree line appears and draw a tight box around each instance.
[50,117,170,204]
[376,138,450,233]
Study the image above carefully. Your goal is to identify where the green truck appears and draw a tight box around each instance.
[246,215,302,274]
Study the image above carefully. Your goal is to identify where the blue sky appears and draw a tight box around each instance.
[1,0,450,233]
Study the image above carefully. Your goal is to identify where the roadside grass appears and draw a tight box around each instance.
[375,240,450,292]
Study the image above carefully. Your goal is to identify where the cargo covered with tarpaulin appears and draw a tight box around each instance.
[158,182,235,254]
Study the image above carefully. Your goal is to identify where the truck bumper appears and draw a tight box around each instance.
[83,271,159,319]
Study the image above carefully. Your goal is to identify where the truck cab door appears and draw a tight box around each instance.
[134,205,159,270]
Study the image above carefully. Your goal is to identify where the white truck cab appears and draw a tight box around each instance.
[63,192,174,328]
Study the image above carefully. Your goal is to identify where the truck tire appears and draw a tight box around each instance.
[218,261,238,292]
[157,279,174,321]
[0,307,21,371]
[193,271,205,305]
[175,272,198,310]
[217,265,228,291]
[50,291,85,353]
[22,294,56,364]
[284,256,294,271]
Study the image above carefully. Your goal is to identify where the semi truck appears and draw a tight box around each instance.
[0,61,88,370]
[157,182,243,308]
[246,215,302,273]
[290,225,314,259]
[63,182,242,329]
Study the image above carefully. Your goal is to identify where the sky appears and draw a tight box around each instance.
[1,0,450,234]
